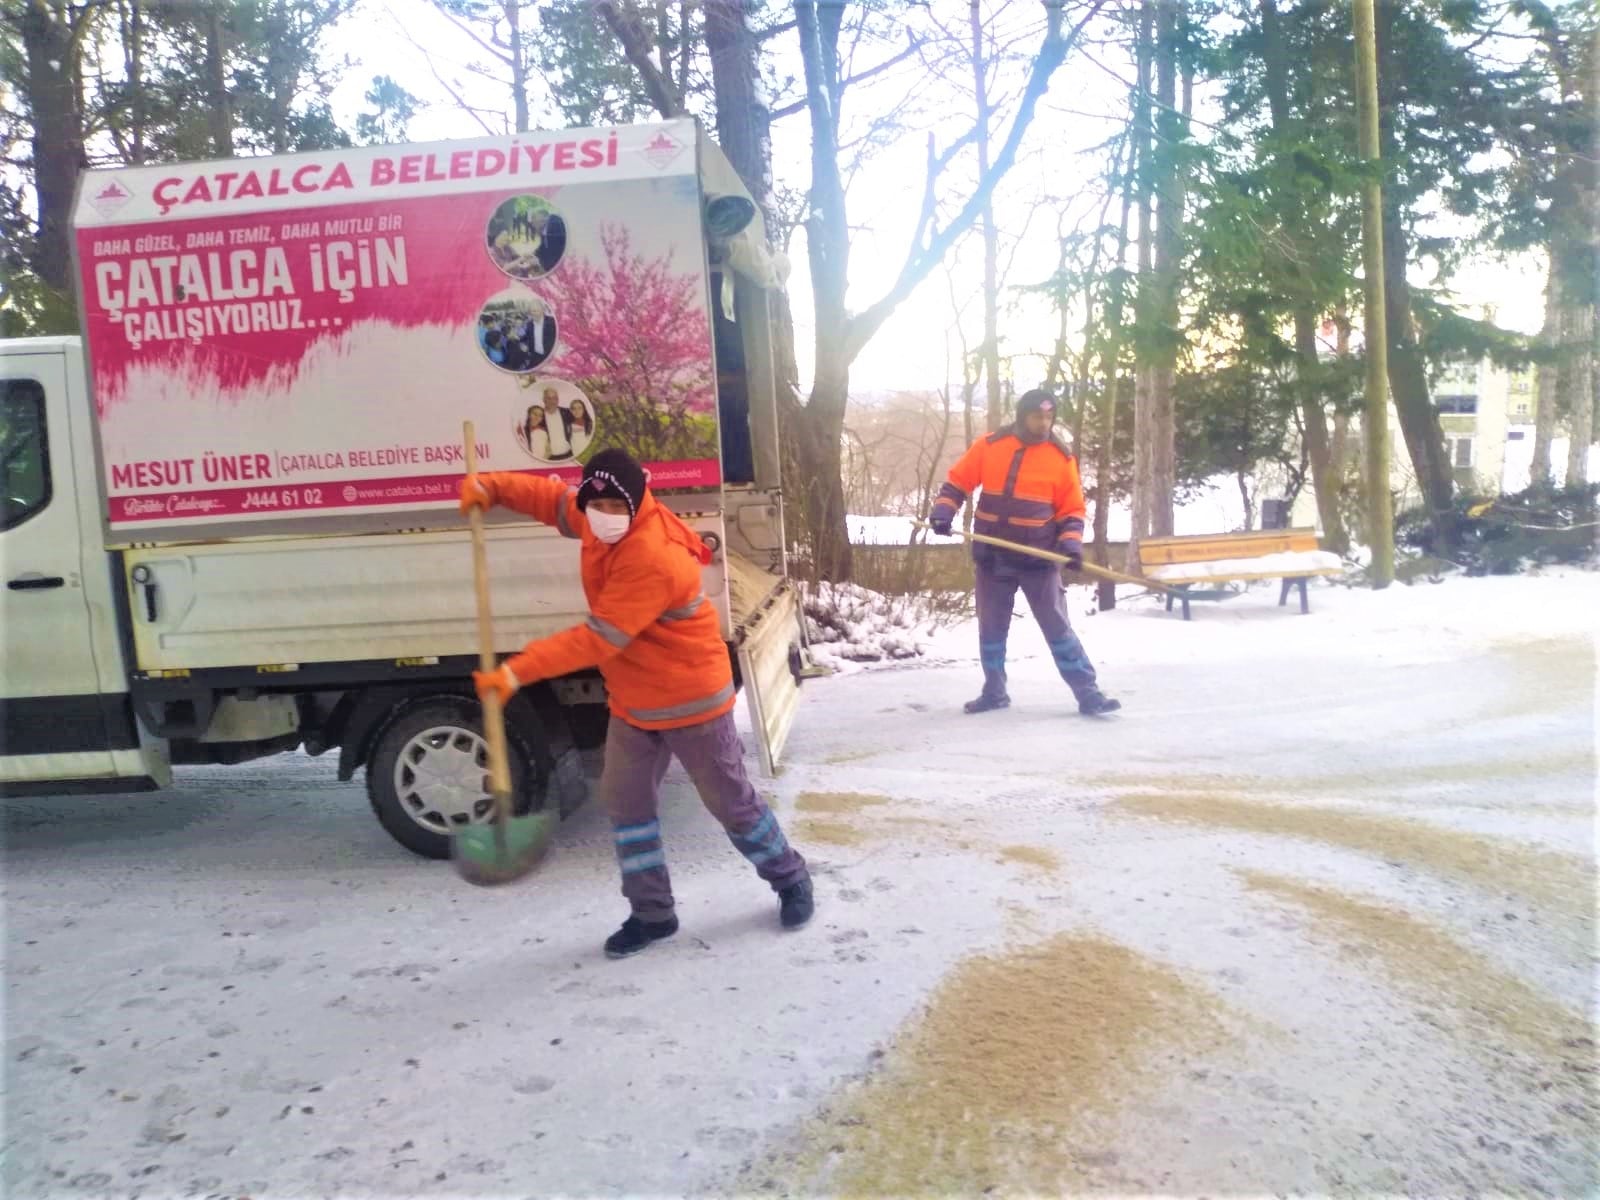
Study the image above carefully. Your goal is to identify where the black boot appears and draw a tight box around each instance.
[1077,689,1121,716]
[604,914,679,959]
[964,692,1011,713]
[964,668,1010,713]
[779,878,815,929]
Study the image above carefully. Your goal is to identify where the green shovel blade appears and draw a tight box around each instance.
[451,809,558,887]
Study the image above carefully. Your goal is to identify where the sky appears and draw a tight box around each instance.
[326,0,1546,398]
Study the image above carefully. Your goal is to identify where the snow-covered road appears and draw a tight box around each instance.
[4,573,1596,1197]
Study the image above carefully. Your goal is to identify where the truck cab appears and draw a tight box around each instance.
[2,338,168,793]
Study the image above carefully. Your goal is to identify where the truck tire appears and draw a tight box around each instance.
[365,696,548,860]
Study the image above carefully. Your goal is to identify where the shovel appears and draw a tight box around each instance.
[451,420,558,886]
[914,521,1175,594]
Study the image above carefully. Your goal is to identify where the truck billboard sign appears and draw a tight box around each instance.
[72,120,720,535]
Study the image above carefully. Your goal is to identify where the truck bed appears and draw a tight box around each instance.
[126,522,737,673]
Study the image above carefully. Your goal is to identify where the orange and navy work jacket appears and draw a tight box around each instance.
[931,428,1086,568]
[478,472,735,731]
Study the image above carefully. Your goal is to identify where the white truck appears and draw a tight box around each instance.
[0,119,808,858]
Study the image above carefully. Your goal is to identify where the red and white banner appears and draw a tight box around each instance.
[73,121,722,537]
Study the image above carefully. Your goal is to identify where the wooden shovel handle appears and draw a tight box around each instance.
[464,422,513,804]
[915,521,1172,594]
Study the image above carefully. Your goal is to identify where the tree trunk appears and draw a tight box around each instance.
[1374,0,1452,544]
[971,1,1002,433]
[799,370,852,581]
[267,3,293,153]
[795,0,854,580]
[1094,136,1136,612]
[1381,206,1454,527]
[1564,299,1594,485]
[21,0,85,299]
[1353,0,1394,583]
[506,0,529,132]
[122,0,147,163]
[704,1,773,225]
[1237,471,1255,530]
[1532,262,1561,487]
[202,4,234,156]
[1260,0,1343,550]
[1292,311,1347,548]
[1147,0,1182,540]
[1127,0,1156,569]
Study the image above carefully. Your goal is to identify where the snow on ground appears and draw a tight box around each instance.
[4,571,1597,1196]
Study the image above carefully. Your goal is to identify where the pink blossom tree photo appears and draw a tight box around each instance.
[538,223,718,465]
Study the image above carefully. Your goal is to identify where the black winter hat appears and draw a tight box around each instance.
[1016,389,1057,421]
[577,448,648,517]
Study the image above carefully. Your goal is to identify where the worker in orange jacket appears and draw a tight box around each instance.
[928,389,1121,716]
[461,449,813,958]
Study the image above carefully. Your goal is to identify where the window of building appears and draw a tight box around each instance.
[1507,430,1526,440]
[1436,394,1478,414]
[1,379,51,531]
[1448,435,1475,469]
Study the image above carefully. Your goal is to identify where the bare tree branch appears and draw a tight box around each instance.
[426,0,513,68]
[769,35,921,121]
[757,18,798,42]
[596,0,684,117]
[845,0,1110,362]
[768,96,810,121]
[391,14,501,137]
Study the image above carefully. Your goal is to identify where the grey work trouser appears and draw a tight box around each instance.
[597,711,808,922]
[974,562,1099,700]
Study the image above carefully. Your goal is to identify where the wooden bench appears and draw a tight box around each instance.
[1138,528,1343,620]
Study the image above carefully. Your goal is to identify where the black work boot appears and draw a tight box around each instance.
[1076,689,1122,716]
[964,692,1011,713]
[964,668,1010,714]
[604,914,679,959]
[779,878,815,929]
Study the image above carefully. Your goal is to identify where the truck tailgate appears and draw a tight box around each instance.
[125,525,586,671]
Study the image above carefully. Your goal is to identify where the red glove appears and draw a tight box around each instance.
[459,474,495,515]
[473,664,521,707]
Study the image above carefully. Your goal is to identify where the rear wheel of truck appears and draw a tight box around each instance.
[366,696,548,860]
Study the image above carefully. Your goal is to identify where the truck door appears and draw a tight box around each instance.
[0,351,140,789]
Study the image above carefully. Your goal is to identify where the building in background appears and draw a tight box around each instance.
[1285,356,1541,532]
[1425,357,1535,501]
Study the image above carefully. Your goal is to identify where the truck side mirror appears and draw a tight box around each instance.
[704,194,756,240]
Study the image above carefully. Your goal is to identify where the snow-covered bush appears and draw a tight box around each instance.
[802,581,945,666]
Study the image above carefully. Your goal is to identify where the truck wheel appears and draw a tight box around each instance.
[366,696,548,860]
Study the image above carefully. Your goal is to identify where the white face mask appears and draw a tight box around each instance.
[587,509,631,544]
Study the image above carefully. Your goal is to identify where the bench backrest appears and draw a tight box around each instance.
[1138,527,1320,567]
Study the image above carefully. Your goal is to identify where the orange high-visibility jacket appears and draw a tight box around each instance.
[931,429,1086,563]
[478,472,735,731]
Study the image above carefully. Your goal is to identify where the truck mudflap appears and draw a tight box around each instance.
[734,580,806,776]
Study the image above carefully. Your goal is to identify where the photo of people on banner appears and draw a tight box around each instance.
[486,194,567,281]
[476,291,558,374]
[513,378,596,464]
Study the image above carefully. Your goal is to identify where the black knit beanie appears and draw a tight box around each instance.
[577,448,648,517]
[1016,389,1057,422]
